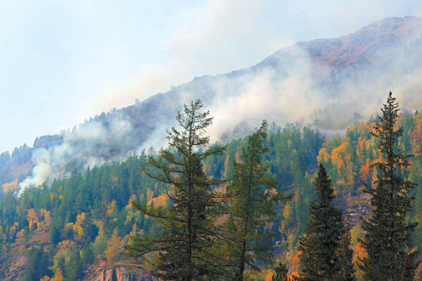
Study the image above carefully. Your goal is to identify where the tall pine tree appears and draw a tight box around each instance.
[359,92,418,281]
[224,121,288,280]
[296,163,345,281]
[125,99,226,280]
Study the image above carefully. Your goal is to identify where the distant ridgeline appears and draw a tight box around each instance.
[1,16,422,195]
[0,110,421,280]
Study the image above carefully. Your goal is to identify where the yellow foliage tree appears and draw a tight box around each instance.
[50,268,64,281]
[147,195,167,208]
[106,200,116,217]
[2,178,18,193]
[126,194,137,209]
[104,229,122,264]
[27,209,38,231]
[282,202,292,219]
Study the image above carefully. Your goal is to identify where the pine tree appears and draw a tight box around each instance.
[296,163,344,281]
[359,92,418,281]
[224,121,288,280]
[125,99,226,280]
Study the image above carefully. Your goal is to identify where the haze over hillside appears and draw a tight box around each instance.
[1,16,422,193]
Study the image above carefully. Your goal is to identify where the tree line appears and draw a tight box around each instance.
[0,104,323,280]
[0,92,418,280]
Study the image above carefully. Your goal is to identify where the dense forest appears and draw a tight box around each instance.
[0,94,421,280]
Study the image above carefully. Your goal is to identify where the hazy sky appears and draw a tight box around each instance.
[0,0,421,152]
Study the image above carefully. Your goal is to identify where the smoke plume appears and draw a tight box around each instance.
[19,17,422,190]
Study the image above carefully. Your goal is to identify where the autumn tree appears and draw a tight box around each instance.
[359,92,418,281]
[296,163,345,281]
[224,121,289,280]
[125,99,225,280]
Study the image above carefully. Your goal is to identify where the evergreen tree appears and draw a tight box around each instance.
[23,246,53,281]
[335,230,356,281]
[273,262,291,281]
[224,121,288,280]
[296,163,344,281]
[359,92,418,281]
[125,99,225,280]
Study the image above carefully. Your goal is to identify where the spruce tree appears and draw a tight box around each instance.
[359,92,418,281]
[296,163,344,281]
[224,121,288,280]
[125,99,225,280]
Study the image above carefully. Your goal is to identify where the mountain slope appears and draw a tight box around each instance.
[1,16,422,193]
[1,111,422,280]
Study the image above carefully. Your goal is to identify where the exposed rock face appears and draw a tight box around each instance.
[3,255,26,281]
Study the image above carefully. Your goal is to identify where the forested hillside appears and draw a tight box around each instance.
[0,121,323,280]
[0,106,421,280]
[0,16,420,281]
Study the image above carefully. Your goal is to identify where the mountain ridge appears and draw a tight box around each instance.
[2,15,422,193]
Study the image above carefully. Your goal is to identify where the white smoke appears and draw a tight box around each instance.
[202,23,422,141]
[19,116,132,190]
[206,47,323,142]
[18,17,422,191]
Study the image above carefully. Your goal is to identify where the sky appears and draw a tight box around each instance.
[0,0,421,153]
